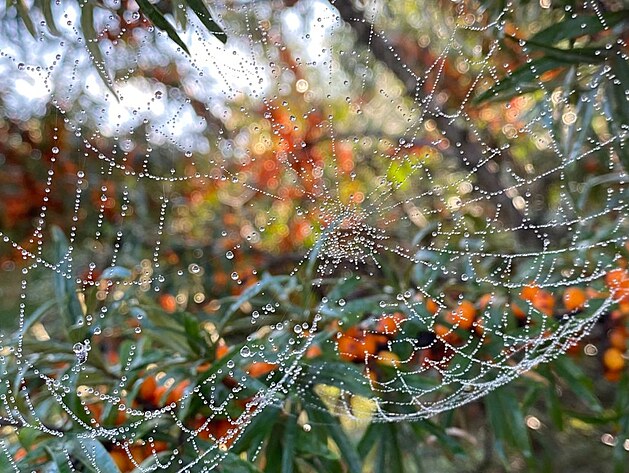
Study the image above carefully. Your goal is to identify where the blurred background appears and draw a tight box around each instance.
[1,0,629,472]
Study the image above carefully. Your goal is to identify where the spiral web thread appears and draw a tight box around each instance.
[0,0,628,471]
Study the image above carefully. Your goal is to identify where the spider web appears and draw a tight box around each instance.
[0,0,628,471]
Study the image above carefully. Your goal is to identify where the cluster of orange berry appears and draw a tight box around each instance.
[601,268,629,380]
[335,313,406,376]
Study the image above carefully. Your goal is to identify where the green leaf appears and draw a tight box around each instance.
[613,376,629,473]
[71,438,122,473]
[17,298,56,336]
[552,356,602,412]
[281,412,297,473]
[308,399,362,473]
[232,406,281,455]
[610,51,629,172]
[530,11,629,45]
[45,446,73,473]
[218,453,263,473]
[186,0,226,43]
[473,57,564,104]
[385,424,404,473]
[511,36,605,64]
[485,388,532,463]
[218,274,290,331]
[80,3,119,101]
[357,423,382,458]
[410,419,465,456]
[183,312,204,355]
[51,226,84,330]
[136,0,190,54]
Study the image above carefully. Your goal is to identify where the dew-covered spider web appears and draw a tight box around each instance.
[1,0,629,471]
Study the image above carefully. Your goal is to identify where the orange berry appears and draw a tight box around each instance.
[145,441,169,454]
[563,287,587,312]
[375,312,405,335]
[247,362,277,377]
[609,329,627,351]
[196,362,211,373]
[306,344,322,358]
[607,268,629,287]
[158,294,177,313]
[448,300,476,330]
[129,445,148,466]
[606,269,629,301]
[366,369,378,384]
[152,385,167,406]
[532,290,555,316]
[139,375,157,402]
[479,293,493,310]
[474,316,485,336]
[426,298,439,315]
[110,449,132,471]
[87,402,103,421]
[337,333,363,361]
[511,302,526,319]
[106,350,120,365]
[14,448,27,462]
[215,341,229,360]
[166,380,190,405]
[433,323,460,344]
[433,323,449,338]
[376,350,400,367]
[586,287,604,299]
[604,370,622,382]
[603,347,625,371]
[363,334,386,354]
[520,284,540,302]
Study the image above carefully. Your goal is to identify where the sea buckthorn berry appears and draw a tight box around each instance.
[520,284,540,302]
[447,300,476,330]
[425,298,439,315]
[166,380,190,405]
[532,290,554,316]
[511,302,527,320]
[605,269,629,301]
[479,293,493,310]
[139,375,157,402]
[376,350,400,367]
[215,341,230,360]
[563,287,587,311]
[306,344,323,358]
[247,362,277,377]
[603,347,625,372]
[609,329,627,351]
[375,312,405,335]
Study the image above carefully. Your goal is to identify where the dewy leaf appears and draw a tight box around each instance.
[281,411,297,473]
[45,446,73,473]
[71,438,122,473]
[136,0,191,54]
[51,226,84,328]
[473,57,564,104]
[511,36,605,64]
[308,398,362,473]
[530,11,629,45]
[80,2,119,100]
[186,0,227,43]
